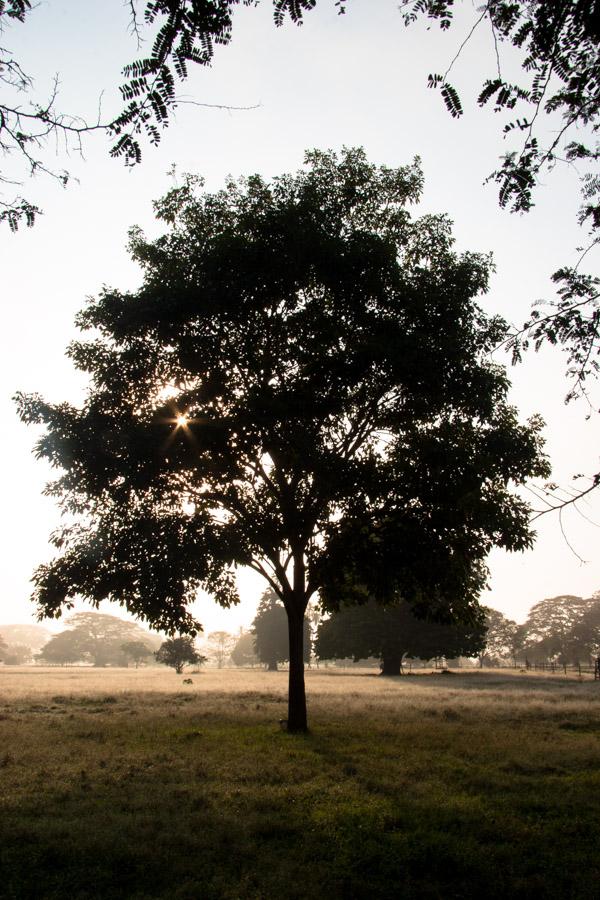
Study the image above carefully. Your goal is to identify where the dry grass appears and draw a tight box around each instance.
[2,664,597,721]
[1,666,600,898]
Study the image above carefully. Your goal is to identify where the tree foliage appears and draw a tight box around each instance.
[0,623,51,652]
[121,639,155,666]
[206,630,237,667]
[521,592,600,663]
[252,589,311,671]
[315,598,486,675]
[155,635,205,673]
[480,607,523,665]
[36,628,91,666]
[230,630,260,667]
[0,0,334,230]
[401,0,600,447]
[0,643,33,665]
[16,148,548,730]
[403,1,600,219]
[36,612,157,666]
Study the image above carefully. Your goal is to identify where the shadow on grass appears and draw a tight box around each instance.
[2,715,600,899]
[316,669,595,694]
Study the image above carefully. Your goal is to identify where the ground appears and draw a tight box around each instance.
[1,666,599,898]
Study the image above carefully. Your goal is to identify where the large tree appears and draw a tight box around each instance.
[521,592,600,664]
[36,612,158,667]
[16,148,548,731]
[315,599,486,675]
[121,639,155,667]
[568,594,600,661]
[36,628,91,666]
[230,630,260,667]
[480,607,523,667]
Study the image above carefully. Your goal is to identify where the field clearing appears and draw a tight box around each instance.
[2,668,600,898]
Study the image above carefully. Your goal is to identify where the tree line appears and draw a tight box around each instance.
[481,592,600,668]
[5,592,598,674]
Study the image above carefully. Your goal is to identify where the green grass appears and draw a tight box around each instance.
[1,668,600,898]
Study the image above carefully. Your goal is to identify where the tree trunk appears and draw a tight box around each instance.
[286,605,308,733]
[267,660,278,671]
[380,652,404,676]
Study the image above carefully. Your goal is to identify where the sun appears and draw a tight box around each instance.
[175,414,188,428]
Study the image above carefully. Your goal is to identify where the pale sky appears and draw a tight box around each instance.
[1,0,598,635]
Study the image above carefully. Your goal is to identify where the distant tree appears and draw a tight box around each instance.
[155,636,205,674]
[480,608,523,667]
[36,628,90,666]
[120,640,154,667]
[206,631,237,668]
[36,612,158,667]
[521,594,599,664]
[1,643,33,665]
[253,590,311,672]
[62,612,159,667]
[568,594,600,661]
[17,148,548,731]
[0,632,8,661]
[315,599,486,675]
[230,631,260,667]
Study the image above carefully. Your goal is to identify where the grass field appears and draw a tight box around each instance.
[1,666,600,899]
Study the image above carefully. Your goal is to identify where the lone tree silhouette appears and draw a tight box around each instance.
[16,148,548,731]
[155,636,204,674]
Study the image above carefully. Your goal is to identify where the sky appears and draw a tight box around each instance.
[1,0,599,636]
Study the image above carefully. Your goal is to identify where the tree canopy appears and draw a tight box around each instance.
[521,592,600,663]
[479,607,523,666]
[17,148,548,730]
[36,628,91,666]
[230,630,260,667]
[121,639,155,667]
[155,636,205,673]
[315,598,487,675]
[36,612,158,666]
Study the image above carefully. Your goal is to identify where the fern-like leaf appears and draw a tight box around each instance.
[440,82,463,118]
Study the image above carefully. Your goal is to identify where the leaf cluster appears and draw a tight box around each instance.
[405,0,600,216]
